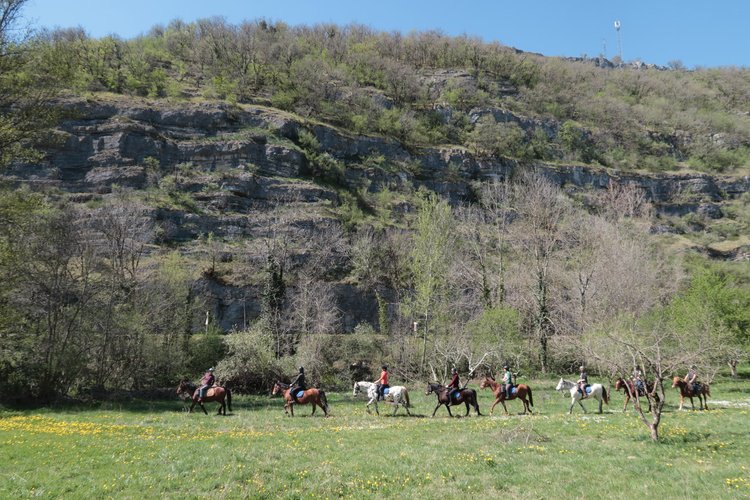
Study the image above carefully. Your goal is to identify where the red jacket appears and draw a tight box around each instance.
[448,373,459,389]
[378,370,389,385]
[200,373,215,386]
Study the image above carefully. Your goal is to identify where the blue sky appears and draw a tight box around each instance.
[23,0,750,68]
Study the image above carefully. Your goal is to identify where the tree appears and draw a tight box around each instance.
[0,0,57,168]
[511,173,571,372]
[583,306,732,441]
[407,192,456,374]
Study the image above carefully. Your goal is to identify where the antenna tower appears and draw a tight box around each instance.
[613,20,622,62]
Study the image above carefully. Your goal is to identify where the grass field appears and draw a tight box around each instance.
[1,372,749,499]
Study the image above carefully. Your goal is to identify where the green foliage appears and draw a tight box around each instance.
[215,325,282,392]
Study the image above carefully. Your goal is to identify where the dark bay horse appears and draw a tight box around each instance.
[177,380,232,415]
[426,383,481,417]
[614,377,659,412]
[672,377,710,411]
[272,381,329,417]
[479,376,533,415]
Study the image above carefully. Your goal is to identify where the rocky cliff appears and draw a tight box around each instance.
[8,96,750,330]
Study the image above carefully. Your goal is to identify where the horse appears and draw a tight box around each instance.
[479,376,534,415]
[614,377,659,413]
[272,381,329,417]
[556,378,609,414]
[671,377,710,411]
[353,381,411,416]
[425,383,481,417]
[176,379,232,415]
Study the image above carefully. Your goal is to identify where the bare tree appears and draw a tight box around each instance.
[510,173,571,372]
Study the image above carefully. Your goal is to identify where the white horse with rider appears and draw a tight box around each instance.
[556,378,609,414]
[353,381,411,416]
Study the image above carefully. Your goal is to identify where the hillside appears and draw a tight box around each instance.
[2,17,750,399]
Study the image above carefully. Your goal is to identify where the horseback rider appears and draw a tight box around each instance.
[375,365,389,401]
[447,367,460,401]
[577,365,589,398]
[289,366,306,403]
[684,365,700,395]
[633,368,645,395]
[198,367,215,403]
[501,364,514,399]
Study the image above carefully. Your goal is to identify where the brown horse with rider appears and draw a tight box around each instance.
[425,382,481,417]
[176,379,232,415]
[479,376,534,415]
[272,381,329,417]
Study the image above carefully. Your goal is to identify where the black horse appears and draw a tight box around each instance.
[426,383,482,417]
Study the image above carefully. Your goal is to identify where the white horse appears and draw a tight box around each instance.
[556,378,609,414]
[353,381,411,416]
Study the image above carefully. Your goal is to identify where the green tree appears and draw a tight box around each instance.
[408,192,456,374]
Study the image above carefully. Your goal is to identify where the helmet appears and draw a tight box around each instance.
[691,364,697,369]
[451,367,457,374]
[208,367,214,372]
[503,364,509,369]
[579,365,585,371]
[299,366,304,372]
[382,365,388,371]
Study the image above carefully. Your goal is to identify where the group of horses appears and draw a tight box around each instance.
[176,373,711,417]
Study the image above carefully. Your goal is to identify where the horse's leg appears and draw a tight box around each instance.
[623,396,629,412]
[290,402,295,417]
[703,392,709,411]
[598,396,603,414]
[689,396,695,411]
[490,398,500,416]
[200,402,208,415]
[579,399,587,413]
[569,398,575,414]
[374,400,380,416]
[189,400,196,413]
[446,404,454,418]
[464,401,470,417]
[432,403,442,417]
[501,400,509,415]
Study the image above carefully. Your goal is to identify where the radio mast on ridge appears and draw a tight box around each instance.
[614,20,622,62]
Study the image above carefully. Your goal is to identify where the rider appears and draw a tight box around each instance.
[289,366,306,403]
[447,367,460,401]
[375,365,389,401]
[501,364,514,399]
[198,367,215,402]
[577,365,589,398]
[684,365,700,395]
[633,368,645,395]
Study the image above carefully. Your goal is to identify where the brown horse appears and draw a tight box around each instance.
[614,377,659,412]
[176,380,232,415]
[479,376,534,415]
[425,383,481,417]
[272,381,329,417]
[672,377,710,411]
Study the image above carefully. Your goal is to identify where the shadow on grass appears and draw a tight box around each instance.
[1,394,284,415]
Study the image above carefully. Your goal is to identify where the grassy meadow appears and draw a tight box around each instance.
[1,372,749,499]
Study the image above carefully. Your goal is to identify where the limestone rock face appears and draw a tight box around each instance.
[9,96,749,332]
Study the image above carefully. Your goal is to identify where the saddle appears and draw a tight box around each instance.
[294,390,305,399]
[194,387,218,399]
[383,387,390,396]
[579,385,592,398]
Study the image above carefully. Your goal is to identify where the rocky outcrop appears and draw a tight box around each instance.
[9,96,749,332]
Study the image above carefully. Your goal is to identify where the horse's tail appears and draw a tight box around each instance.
[226,388,233,412]
[527,386,534,407]
[602,387,609,405]
[705,384,711,398]
[320,390,329,412]
[404,389,411,408]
